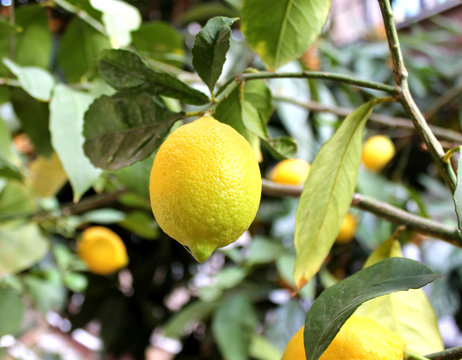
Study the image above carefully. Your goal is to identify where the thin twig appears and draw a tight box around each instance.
[378,0,457,192]
[8,1,15,61]
[261,179,462,246]
[0,78,21,87]
[426,346,462,360]
[273,96,462,144]
[424,80,462,121]
[240,71,397,94]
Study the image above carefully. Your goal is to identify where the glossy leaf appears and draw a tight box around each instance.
[355,239,444,354]
[212,295,257,360]
[304,258,437,360]
[241,0,331,70]
[3,59,55,101]
[0,223,49,277]
[453,151,462,231]
[99,49,209,105]
[132,21,184,66]
[192,16,237,92]
[58,17,111,83]
[89,0,141,47]
[11,88,52,156]
[49,84,101,201]
[0,286,24,337]
[294,100,378,289]
[83,91,183,170]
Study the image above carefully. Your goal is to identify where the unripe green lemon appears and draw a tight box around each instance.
[335,213,358,244]
[362,135,395,172]
[269,159,311,185]
[149,115,262,262]
[282,316,406,360]
[77,227,128,275]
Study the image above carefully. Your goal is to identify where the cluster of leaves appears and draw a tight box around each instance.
[0,0,461,359]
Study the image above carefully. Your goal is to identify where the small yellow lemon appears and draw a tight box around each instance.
[269,159,311,185]
[336,213,358,244]
[362,135,395,172]
[282,316,406,360]
[149,115,262,262]
[77,227,128,275]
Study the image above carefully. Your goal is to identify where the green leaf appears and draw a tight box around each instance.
[354,239,444,354]
[89,0,141,47]
[63,272,88,292]
[11,88,53,156]
[78,208,126,224]
[0,115,15,162]
[212,295,257,360]
[49,84,101,201]
[294,100,378,289]
[262,137,297,159]
[58,17,111,83]
[244,237,283,266]
[14,5,52,69]
[114,154,153,198]
[249,334,282,360]
[23,269,66,313]
[118,211,158,239]
[83,91,183,170]
[131,21,184,67]
[163,300,219,338]
[28,152,67,198]
[0,159,22,181]
[453,151,462,231]
[192,16,237,92]
[99,49,209,105]
[241,0,331,70]
[304,258,437,360]
[0,181,36,218]
[0,223,49,277]
[3,59,55,101]
[0,286,24,337]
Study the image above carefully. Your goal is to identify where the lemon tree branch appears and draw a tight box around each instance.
[426,346,462,360]
[261,179,462,246]
[378,0,457,192]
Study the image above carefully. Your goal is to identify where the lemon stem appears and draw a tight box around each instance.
[425,345,462,360]
[405,349,431,360]
[443,146,461,164]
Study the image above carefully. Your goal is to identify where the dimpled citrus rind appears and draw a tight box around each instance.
[270,158,311,185]
[149,115,262,262]
[362,135,395,172]
[282,316,406,360]
[78,227,129,275]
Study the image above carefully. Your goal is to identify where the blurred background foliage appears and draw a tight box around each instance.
[0,0,462,359]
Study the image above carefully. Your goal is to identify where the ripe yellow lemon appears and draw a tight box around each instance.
[77,227,128,275]
[282,316,406,360]
[362,135,395,172]
[149,115,262,262]
[335,213,358,244]
[269,159,311,185]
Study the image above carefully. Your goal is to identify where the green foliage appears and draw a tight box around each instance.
[0,286,24,337]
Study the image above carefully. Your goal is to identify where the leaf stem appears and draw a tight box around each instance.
[443,146,461,163]
[273,95,462,144]
[261,179,462,246]
[378,0,457,192]
[426,346,462,360]
[241,71,397,94]
[405,349,431,360]
[0,78,21,87]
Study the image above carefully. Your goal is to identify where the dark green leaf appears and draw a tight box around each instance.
[192,16,237,92]
[99,49,209,105]
[0,286,24,337]
[294,100,378,289]
[304,258,437,360]
[0,159,22,180]
[58,17,111,83]
[114,154,153,198]
[131,21,184,67]
[178,2,239,24]
[212,295,257,360]
[241,0,331,70]
[14,5,52,69]
[453,150,462,231]
[49,84,101,201]
[83,91,183,170]
[11,88,52,156]
[262,137,297,159]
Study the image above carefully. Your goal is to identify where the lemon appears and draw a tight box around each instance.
[335,213,358,244]
[362,135,395,172]
[269,159,311,185]
[149,115,262,262]
[77,227,129,275]
[282,316,405,360]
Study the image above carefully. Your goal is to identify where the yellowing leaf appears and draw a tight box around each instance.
[355,239,444,354]
[28,152,67,198]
